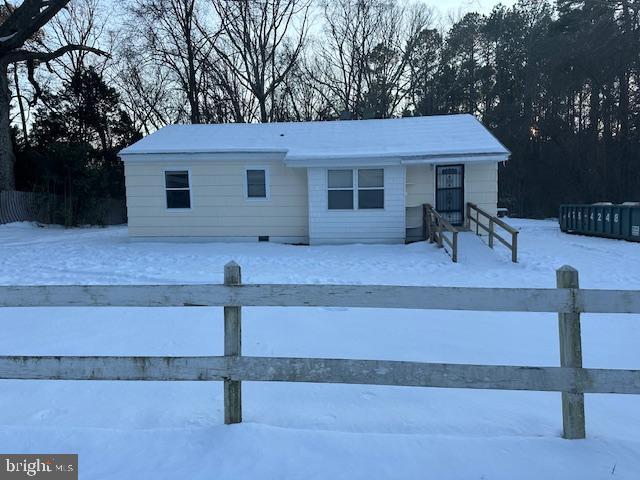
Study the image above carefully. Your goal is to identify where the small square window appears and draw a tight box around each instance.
[165,171,190,189]
[166,190,191,209]
[247,169,267,198]
[328,170,353,188]
[328,190,354,209]
[358,169,383,188]
[165,171,190,209]
[358,189,384,209]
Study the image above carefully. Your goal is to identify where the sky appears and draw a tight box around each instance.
[102,0,520,18]
[422,0,518,15]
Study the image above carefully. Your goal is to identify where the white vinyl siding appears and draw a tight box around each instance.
[308,166,405,244]
[125,159,308,242]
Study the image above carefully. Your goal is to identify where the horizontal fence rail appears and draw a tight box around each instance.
[1,284,640,313]
[1,262,640,439]
[1,356,639,395]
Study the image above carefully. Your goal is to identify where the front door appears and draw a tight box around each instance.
[436,165,464,226]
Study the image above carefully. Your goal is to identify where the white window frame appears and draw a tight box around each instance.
[244,166,270,201]
[326,168,385,211]
[356,168,384,210]
[327,169,355,210]
[164,168,192,211]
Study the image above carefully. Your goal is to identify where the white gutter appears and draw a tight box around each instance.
[119,149,509,166]
[400,153,509,165]
[284,151,509,168]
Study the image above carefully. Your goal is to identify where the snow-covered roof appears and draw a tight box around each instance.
[119,114,510,166]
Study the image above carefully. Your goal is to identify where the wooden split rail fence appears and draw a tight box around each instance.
[1,263,640,439]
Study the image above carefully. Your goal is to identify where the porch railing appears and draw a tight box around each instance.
[423,203,459,262]
[467,202,519,263]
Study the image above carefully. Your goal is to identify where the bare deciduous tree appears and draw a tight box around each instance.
[361,2,435,118]
[309,0,434,119]
[209,0,311,122]
[128,0,213,124]
[47,0,112,80]
[116,48,176,133]
[307,0,383,119]
[200,53,255,123]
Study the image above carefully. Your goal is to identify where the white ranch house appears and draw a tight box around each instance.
[119,114,510,244]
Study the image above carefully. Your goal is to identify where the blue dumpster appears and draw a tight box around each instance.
[560,203,640,242]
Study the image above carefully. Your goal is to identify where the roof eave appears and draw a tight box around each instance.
[400,152,510,165]
[119,150,288,163]
[284,151,509,167]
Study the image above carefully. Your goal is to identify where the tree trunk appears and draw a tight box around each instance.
[13,67,29,148]
[0,63,15,191]
[618,0,632,198]
[258,95,268,123]
[619,0,631,142]
[186,42,200,124]
[589,81,599,142]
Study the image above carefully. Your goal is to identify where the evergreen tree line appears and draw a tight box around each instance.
[8,0,640,222]
[14,67,139,225]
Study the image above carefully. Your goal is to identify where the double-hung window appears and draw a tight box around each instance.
[357,169,384,209]
[327,169,354,209]
[165,171,191,209]
[246,169,268,199]
[327,168,384,210]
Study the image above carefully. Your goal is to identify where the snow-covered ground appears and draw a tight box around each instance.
[0,219,638,479]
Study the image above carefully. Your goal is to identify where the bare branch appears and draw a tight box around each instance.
[0,0,71,55]
[2,43,108,65]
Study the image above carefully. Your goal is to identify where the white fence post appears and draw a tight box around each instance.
[224,261,242,424]
[556,265,586,439]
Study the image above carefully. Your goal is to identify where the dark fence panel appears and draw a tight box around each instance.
[0,190,56,224]
[0,190,126,226]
